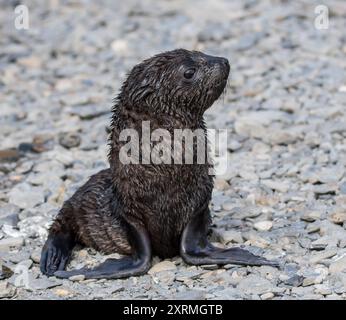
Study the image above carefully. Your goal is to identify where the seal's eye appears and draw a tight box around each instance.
[183,68,196,79]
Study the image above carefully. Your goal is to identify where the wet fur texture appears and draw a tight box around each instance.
[41,49,231,275]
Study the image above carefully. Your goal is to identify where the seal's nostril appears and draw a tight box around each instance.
[204,55,229,67]
[219,58,230,77]
[221,58,230,68]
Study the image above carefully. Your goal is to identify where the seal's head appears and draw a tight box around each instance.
[119,49,230,119]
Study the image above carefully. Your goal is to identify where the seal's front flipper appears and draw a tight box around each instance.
[40,230,75,276]
[54,223,151,280]
[180,209,279,268]
[54,256,148,279]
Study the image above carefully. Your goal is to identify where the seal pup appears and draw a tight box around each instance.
[41,49,278,279]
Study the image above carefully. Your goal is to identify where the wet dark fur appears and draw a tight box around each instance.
[42,49,230,274]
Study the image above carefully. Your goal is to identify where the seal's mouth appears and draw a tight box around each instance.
[210,56,230,93]
[207,78,228,98]
[208,64,229,98]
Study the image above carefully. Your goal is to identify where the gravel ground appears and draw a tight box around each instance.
[1,0,346,300]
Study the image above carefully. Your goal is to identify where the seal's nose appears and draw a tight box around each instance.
[219,57,230,69]
[205,55,230,73]
[219,57,230,75]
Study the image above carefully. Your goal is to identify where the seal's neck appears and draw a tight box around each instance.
[112,102,205,130]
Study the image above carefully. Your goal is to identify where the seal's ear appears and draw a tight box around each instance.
[124,63,155,103]
[130,71,156,103]
[135,84,155,102]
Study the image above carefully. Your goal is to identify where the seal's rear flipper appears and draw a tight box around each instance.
[181,244,280,267]
[180,208,280,268]
[55,222,151,280]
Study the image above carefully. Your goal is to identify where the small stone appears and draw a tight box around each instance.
[218,230,244,244]
[69,104,109,120]
[310,236,337,250]
[302,278,315,287]
[261,180,289,193]
[109,285,125,294]
[197,22,231,42]
[239,168,258,181]
[214,179,229,191]
[284,275,304,287]
[306,222,320,234]
[234,32,261,51]
[68,274,86,282]
[340,182,346,194]
[200,264,218,270]
[18,56,42,68]
[0,204,20,227]
[18,259,33,269]
[237,275,274,295]
[111,39,128,55]
[232,206,262,219]
[0,263,14,280]
[60,92,102,106]
[55,79,74,91]
[18,143,34,154]
[243,232,270,248]
[13,160,32,175]
[234,119,265,138]
[314,284,332,296]
[253,221,273,232]
[30,250,41,264]
[8,183,45,209]
[223,264,237,270]
[148,260,176,274]
[313,184,337,195]
[32,134,55,153]
[175,269,206,281]
[315,166,344,184]
[59,132,81,149]
[329,256,346,274]
[0,281,16,298]
[53,288,74,297]
[302,268,328,286]
[30,278,62,290]
[329,210,346,225]
[8,251,31,264]
[228,140,242,151]
[221,201,235,211]
[0,149,20,163]
[252,142,270,154]
[213,287,239,299]
[260,292,274,300]
[325,294,343,300]
[339,85,346,92]
[309,248,338,264]
[2,225,23,238]
[266,130,299,145]
[173,290,206,300]
[319,221,346,244]
[0,237,24,251]
[301,210,321,222]
[154,270,175,284]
